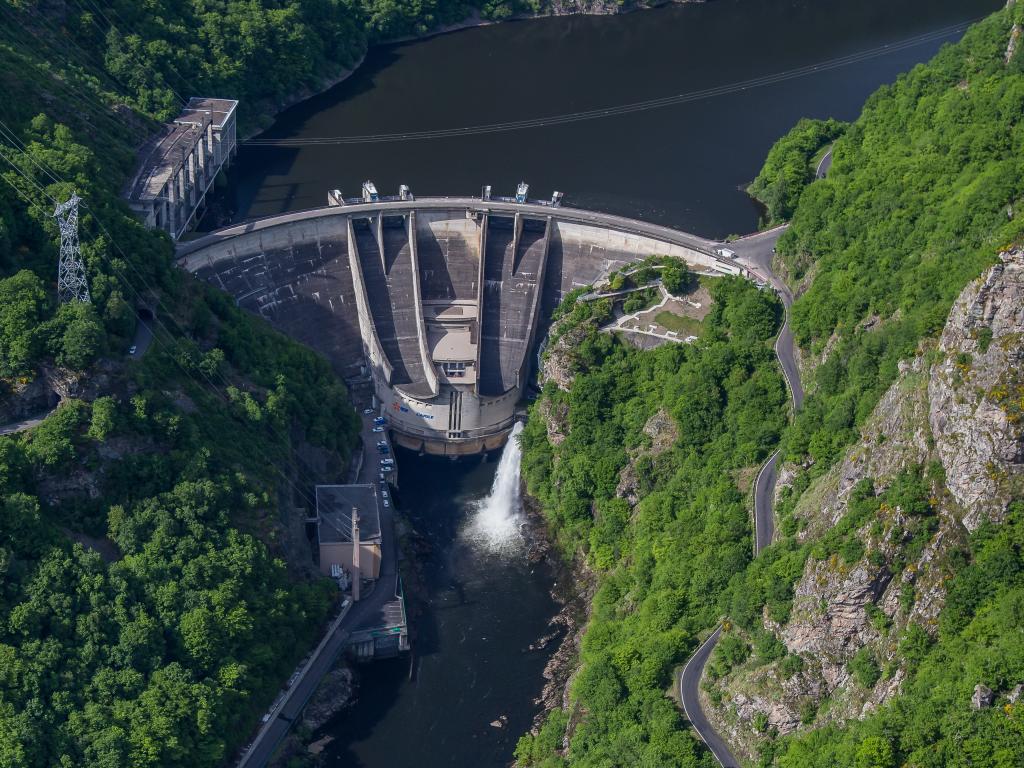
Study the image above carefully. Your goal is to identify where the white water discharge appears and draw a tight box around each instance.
[466,421,526,554]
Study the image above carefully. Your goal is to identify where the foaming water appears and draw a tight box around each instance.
[464,421,525,554]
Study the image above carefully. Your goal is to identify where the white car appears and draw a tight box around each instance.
[381,465,394,473]
[372,426,385,433]
[383,499,390,508]
[128,345,137,355]
[363,408,374,415]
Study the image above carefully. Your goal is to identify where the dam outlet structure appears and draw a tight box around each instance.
[177,185,747,455]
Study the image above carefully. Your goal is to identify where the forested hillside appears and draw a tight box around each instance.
[516,276,787,767]
[0,2,364,766]
[519,5,1023,768]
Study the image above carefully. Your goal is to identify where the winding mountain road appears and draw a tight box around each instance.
[0,410,54,436]
[680,626,741,767]
[677,225,803,766]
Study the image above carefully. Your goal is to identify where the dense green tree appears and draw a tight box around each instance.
[0,270,46,379]
[748,117,848,225]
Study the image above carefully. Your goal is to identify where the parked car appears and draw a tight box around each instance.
[363,408,374,415]
[128,345,137,355]
[380,458,394,465]
[381,489,389,499]
[383,499,390,508]
[372,426,385,433]
[373,416,387,425]
[379,471,385,481]
[381,465,394,473]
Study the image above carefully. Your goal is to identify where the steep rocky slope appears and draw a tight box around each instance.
[703,250,1024,758]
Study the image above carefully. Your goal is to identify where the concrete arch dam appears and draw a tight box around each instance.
[177,197,738,455]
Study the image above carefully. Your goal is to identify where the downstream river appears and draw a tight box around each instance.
[318,429,559,767]
[211,1,999,766]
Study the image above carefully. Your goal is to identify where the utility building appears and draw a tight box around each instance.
[316,484,383,585]
[125,97,238,240]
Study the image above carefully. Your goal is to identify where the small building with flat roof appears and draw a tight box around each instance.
[316,484,382,580]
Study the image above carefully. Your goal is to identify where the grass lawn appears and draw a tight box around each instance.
[654,311,702,336]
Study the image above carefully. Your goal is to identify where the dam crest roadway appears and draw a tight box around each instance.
[178,186,767,458]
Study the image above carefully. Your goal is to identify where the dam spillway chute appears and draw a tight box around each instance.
[178,191,728,456]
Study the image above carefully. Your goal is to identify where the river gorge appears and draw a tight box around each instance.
[203,0,1000,765]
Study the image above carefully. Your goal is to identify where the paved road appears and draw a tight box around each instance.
[815,145,834,179]
[0,410,52,436]
[240,412,399,768]
[128,318,154,360]
[752,450,780,555]
[732,227,804,411]
[677,225,807,766]
[176,196,720,261]
[679,626,741,768]
[734,226,804,554]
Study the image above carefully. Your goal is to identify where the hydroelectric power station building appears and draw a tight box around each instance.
[177,184,748,456]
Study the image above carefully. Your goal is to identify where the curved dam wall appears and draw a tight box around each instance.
[178,198,729,455]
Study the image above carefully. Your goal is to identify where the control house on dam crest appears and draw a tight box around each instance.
[177,184,745,455]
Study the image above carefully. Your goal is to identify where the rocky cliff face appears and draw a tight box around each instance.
[929,254,1024,529]
[704,250,1024,757]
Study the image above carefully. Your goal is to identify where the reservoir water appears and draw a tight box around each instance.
[212,2,1001,766]
[209,0,1001,239]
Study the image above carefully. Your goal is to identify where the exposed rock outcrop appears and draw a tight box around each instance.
[541,322,592,392]
[928,249,1024,529]
[301,665,356,731]
[615,408,678,506]
[704,250,1024,757]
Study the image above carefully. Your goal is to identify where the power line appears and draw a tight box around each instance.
[246,18,979,147]
[0,120,63,186]
[0,7,143,142]
[0,162,55,219]
[0,148,325,509]
[69,0,189,106]
[6,2,153,115]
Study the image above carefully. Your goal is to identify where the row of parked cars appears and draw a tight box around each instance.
[364,409,393,507]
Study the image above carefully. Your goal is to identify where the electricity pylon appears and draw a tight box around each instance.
[53,193,91,304]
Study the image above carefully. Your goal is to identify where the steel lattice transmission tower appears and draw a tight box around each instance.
[53,193,91,304]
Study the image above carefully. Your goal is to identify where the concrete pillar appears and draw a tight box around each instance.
[351,507,361,602]
[188,148,199,206]
[196,132,208,192]
[407,211,438,397]
[512,212,523,267]
[474,213,488,396]
[375,214,385,273]
[168,172,180,237]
